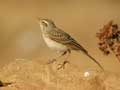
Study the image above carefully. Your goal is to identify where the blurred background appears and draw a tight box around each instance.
[0,0,120,73]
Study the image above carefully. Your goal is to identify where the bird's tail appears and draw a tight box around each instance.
[82,51,104,71]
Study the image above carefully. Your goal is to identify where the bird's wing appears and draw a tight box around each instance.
[48,28,88,53]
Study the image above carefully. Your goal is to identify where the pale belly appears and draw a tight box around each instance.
[42,34,68,52]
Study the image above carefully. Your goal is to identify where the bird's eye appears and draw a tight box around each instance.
[42,22,48,27]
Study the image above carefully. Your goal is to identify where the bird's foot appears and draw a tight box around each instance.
[57,60,69,70]
[46,59,57,64]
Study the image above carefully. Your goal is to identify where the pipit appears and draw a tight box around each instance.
[38,18,104,70]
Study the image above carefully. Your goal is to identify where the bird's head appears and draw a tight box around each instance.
[38,18,56,31]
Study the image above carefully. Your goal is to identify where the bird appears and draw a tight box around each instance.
[38,18,104,70]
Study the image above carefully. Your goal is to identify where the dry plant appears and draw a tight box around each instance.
[0,80,12,87]
[96,20,120,62]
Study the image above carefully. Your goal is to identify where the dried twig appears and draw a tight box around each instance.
[96,20,120,62]
[0,80,12,87]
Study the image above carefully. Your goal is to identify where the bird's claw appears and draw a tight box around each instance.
[57,61,69,70]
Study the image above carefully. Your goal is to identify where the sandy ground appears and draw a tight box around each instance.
[0,0,120,89]
[0,59,120,90]
[0,60,120,90]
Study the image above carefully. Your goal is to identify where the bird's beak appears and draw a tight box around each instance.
[37,17,41,22]
[37,17,43,25]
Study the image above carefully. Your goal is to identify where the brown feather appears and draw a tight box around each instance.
[48,28,88,53]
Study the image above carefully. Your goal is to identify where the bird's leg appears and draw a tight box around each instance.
[65,49,71,60]
[57,49,71,70]
[47,51,67,64]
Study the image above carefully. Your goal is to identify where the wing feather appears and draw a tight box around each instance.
[48,28,88,53]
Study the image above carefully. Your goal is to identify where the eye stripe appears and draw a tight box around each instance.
[42,20,49,24]
[42,21,48,26]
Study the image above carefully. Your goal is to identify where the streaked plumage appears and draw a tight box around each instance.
[39,18,104,70]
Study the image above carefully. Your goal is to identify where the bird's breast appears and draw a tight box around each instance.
[42,34,67,52]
